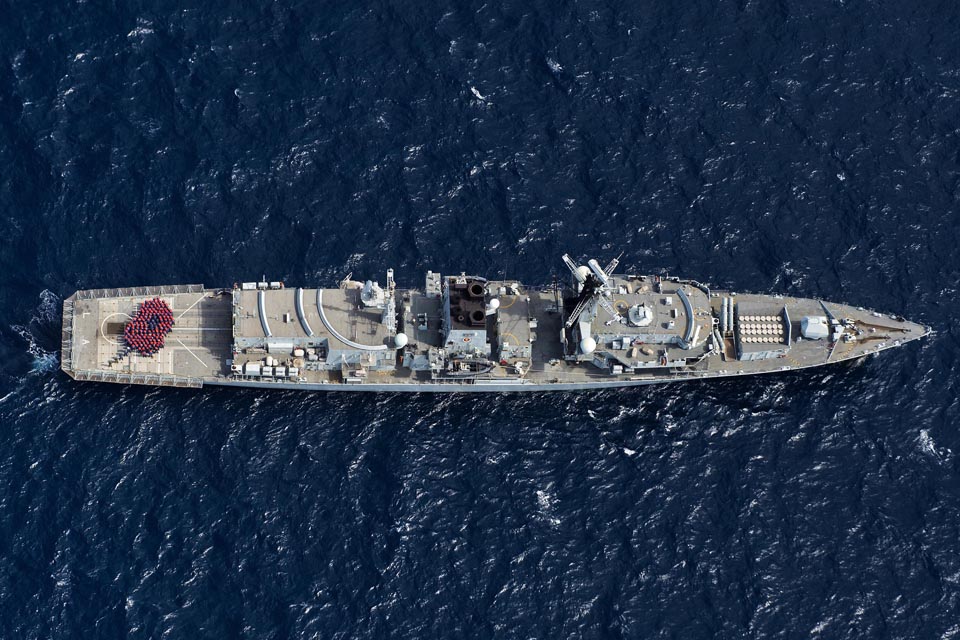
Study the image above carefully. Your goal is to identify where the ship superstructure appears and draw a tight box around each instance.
[60,254,929,391]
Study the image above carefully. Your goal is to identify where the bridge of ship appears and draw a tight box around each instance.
[583,277,714,367]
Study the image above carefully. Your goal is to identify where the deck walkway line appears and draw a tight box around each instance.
[296,288,314,336]
[316,289,387,351]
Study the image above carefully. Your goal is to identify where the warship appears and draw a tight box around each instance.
[60,254,929,392]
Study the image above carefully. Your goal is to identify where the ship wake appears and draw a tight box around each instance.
[11,290,61,375]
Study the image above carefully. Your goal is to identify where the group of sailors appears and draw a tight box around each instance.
[123,297,174,356]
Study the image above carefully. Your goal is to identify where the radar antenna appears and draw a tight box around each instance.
[562,254,622,329]
[561,254,587,283]
[603,253,622,278]
[565,293,594,328]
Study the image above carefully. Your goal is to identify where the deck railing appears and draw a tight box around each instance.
[75,284,204,300]
[60,295,75,375]
[72,370,204,388]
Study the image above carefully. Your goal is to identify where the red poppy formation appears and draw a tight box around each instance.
[124,297,175,356]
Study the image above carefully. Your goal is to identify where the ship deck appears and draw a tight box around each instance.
[60,280,930,391]
[63,286,233,387]
[232,287,394,349]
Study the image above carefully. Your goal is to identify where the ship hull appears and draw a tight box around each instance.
[60,270,929,393]
[199,357,874,393]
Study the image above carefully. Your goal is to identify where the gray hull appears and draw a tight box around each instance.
[60,264,929,392]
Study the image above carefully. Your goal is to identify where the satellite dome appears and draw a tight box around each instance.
[577,266,591,280]
[579,336,597,354]
[394,332,409,349]
[486,298,500,311]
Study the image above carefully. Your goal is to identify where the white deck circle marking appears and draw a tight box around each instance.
[100,312,133,345]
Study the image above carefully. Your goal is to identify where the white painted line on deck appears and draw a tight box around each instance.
[175,338,208,368]
[99,312,133,345]
[177,294,207,321]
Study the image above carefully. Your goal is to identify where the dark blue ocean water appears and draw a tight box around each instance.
[2,1,960,637]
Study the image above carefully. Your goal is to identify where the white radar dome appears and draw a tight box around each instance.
[487,298,500,311]
[576,266,591,280]
[579,336,597,355]
[394,332,409,349]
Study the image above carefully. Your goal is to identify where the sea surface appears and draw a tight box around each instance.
[2,1,959,637]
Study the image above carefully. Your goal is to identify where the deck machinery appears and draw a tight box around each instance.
[60,254,929,391]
